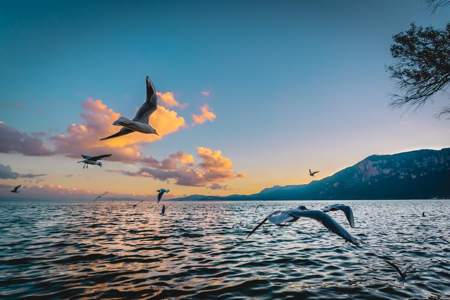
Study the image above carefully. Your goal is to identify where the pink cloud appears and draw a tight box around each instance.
[192,105,216,125]
[117,147,241,187]
[0,122,54,156]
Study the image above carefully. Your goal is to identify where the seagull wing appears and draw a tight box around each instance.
[88,154,112,161]
[384,260,405,278]
[323,204,355,228]
[288,209,359,246]
[100,127,134,141]
[133,76,158,123]
[157,190,164,202]
[246,215,270,239]
[341,205,355,228]
[81,155,92,160]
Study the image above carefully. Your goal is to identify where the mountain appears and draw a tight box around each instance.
[173,148,450,201]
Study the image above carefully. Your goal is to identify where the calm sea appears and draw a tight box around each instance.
[0,200,449,299]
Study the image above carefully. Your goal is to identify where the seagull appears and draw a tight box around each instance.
[160,204,166,216]
[309,169,320,177]
[247,206,359,246]
[322,204,355,227]
[254,204,264,212]
[93,192,108,201]
[11,185,21,193]
[157,189,169,203]
[100,76,159,141]
[78,154,112,169]
[384,260,414,280]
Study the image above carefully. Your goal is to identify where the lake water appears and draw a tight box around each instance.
[0,200,449,299]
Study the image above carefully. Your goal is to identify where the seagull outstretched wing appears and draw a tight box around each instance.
[322,204,355,227]
[100,127,134,141]
[133,76,158,124]
[85,154,112,161]
[288,210,359,245]
[11,185,21,193]
[246,215,270,239]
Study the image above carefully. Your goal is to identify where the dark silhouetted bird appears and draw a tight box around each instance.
[309,169,319,176]
[11,185,21,193]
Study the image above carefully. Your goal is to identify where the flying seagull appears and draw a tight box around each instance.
[254,204,264,212]
[11,185,21,193]
[247,206,359,246]
[100,76,159,141]
[78,154,112,169]
[157,188,169,203]
[384,260,414,280]
[93,192,108,201]
[309,169,320,177]
[160,204,166,216]
[132,200,143,209]
[322,204,355,227]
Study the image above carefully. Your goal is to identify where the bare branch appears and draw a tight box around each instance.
[388,23,450,116]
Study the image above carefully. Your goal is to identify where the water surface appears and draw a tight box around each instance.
[0,200,449,299]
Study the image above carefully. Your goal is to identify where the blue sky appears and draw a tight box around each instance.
[0,0,449,197]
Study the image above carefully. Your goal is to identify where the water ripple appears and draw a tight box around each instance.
[0,200,449,299]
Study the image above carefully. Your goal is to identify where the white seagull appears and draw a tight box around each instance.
[322,204,355,228]
[157,189,169,203]
[78,154,112,169]
[100,76,159,141]
[247,205,359,246]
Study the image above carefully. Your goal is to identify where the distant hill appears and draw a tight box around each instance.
[173,148,450,201]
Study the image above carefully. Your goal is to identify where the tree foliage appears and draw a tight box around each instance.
[388,23,450,115]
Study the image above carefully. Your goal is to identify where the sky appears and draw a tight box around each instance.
[0,0,449,199]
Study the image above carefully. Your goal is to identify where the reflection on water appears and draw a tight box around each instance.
[0,200,449,299]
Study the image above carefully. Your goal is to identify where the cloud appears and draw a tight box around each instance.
[0,183,92,200]
[52,98,185,163]
[1,99,221,170]
[117,147,241,187]
[156,91,182,107]
[192,105,216,125]
[0,122,54,156]
[160,151,195,169]
[200,90,211,97]
[0,163,46,179]
[208,183,228,190]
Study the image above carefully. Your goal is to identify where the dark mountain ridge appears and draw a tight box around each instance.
[173,148,450,201]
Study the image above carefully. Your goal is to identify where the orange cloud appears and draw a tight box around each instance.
[192,105,216,125]
[117,147,241,187]
[156,91,181,107]
[52,98,185,162]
